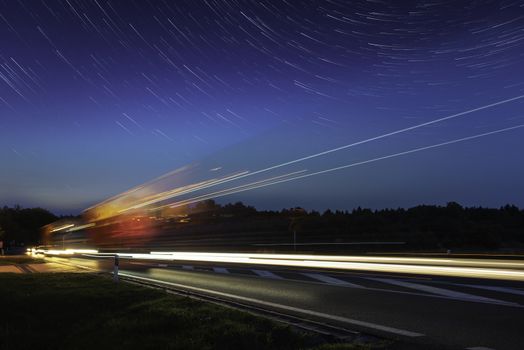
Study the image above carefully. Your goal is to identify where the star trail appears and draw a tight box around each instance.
[1,0,523,213]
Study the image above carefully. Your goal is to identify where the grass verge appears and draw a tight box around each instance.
[0,273,381,350]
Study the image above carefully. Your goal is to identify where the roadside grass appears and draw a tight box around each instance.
[0,273,382,350]
[0,255,44,265]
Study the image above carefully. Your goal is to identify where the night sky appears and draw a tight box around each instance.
[1,0,524,214]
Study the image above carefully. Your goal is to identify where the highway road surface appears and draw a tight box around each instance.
[46,254,524,350]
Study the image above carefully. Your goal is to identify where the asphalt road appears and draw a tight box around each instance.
[51,256,524,350]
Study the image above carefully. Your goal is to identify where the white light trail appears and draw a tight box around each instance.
[118,171,250,212]
[157,124,524,210]
[239,95,524,176]
[149,251,524,269]
[39,249,524,281]
[165,169,307,209]
[148,95,524,202]
[87,95,524,214]
[36,248,98,255]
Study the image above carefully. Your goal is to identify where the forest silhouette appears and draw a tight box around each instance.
[1,201,522,252]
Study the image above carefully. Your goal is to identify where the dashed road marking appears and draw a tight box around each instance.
[173,264,521,307]
[213,267,229,274]
[302,273,362,287]
[253,270,283,279]
[369,278,514,305]
[457,284,524,296]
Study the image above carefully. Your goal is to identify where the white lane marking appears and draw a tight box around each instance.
[369,278,515,306]
[213,267,229,274]
[182,265,194,270]
[466,347,495,350]
[456,284,524,296]
[253,270,283,279]
[120,272,425,338]
[302,273,362,287]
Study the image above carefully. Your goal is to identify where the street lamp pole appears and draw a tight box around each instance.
[113,254,119,283]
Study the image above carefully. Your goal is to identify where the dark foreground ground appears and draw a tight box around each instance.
[0,272,379,350]
[46,254,524,350]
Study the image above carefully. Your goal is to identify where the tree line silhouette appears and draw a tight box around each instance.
[0,206,58,248]
[185,200,524,252]
[1,201,523,252]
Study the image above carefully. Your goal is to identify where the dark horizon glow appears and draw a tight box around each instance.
[1,1,523,214]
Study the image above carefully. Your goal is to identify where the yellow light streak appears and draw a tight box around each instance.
[39,248,98,255]
[166,169,308,209]
[118,171,250,213]
[67,223,95,232]
[50,224,75,232]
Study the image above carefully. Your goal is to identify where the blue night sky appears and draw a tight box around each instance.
[1,0,523,214]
